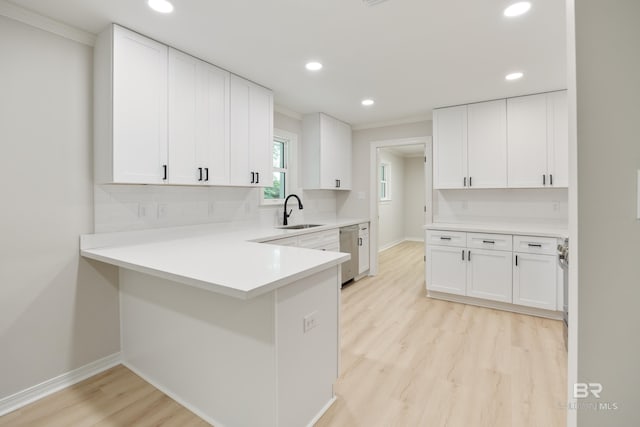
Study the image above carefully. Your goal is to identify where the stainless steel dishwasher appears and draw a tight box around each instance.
[339,225,359,285]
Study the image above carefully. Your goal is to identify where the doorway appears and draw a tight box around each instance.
[368,137,432,275]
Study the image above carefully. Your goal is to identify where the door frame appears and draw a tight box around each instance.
[368,136,432,275]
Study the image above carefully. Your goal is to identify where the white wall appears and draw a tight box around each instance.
[433,188,568,228]
[378,149,406,250]
[0,16,119,400]
[403,156,425,240]
[574,1,640,425]
[337,121,432,220]
[95,111,338,233]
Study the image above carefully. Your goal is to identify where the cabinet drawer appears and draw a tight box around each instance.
[467,232,512,251]
[298,229,339,249]
[513,235,558,255]
[426,230,466,247]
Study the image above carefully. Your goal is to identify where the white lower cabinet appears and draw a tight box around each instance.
[426,229,563,316]
[513,252,557,310]
[358,223,370,275]
[467,248,512,303]
[426,245,467,296]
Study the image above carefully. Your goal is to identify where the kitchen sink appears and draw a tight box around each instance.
[277,224,324,230]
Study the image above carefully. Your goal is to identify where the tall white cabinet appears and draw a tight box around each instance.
[302,113,352,190]
[229,75,273,187]
[432,105,467,189]
[168,49,230,185]
[95,25,169,184]
[467,100,507,188]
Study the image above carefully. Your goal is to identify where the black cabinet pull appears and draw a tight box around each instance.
[205,168,209,182]
[198,167,203,181]
[440,237,452,240]
[256,172,260,184]
[163,164,167,180]
[543,174,546,185]
[550,174,553,185]
[469,176,472,187]
[358,237,363,246]
[515,255,519,266]
[250,172,255,184]
[468,250,471,261]
[528,243,542,248]
[483,240,495,244]
[338,179,341,188]
[462,249,465,261]
[463,177,467,187]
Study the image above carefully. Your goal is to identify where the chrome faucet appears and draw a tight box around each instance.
[283,194,303,226]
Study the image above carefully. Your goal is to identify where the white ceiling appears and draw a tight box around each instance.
[9,0,567,127]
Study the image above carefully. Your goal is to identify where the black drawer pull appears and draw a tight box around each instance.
[550,174,553,185]
[482,240,495,244]
[463,177,467,187]
[250,172,255,184]
[205,168,209,182]
[163,164,167,180]
[468,250,471,261]
[543,174,546,185]
[528,243,542,248]
[440,237,452,241]
[198,167,203,181]
[256,172,260,184]
[515,255,519,266]
[462,249,465,261]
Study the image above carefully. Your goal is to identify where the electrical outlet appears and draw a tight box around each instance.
[138,202,157,219]
[303,311,319,333]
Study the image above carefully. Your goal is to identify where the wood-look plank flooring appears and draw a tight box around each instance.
[0,241,566,427]
[316,241,567,427]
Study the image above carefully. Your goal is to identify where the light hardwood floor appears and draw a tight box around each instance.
[0,241,567,426]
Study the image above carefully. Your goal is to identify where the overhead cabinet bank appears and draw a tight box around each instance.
[94,24,273,187]
[433,91,568,189]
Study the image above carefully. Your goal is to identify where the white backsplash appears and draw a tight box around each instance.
[433,188,568,228]
[94,185,337,233]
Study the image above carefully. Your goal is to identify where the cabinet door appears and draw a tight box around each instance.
[433,105,467,189]
[513,252,557,310]
[466,248,512,303]
[320,115,339,189]
[229,76,251,185]
[426,245,467,295]
[112,26,168,184]
[358,232,369,274]
[168,49,199,185]
[248,83,273,188]
[467,100,507,188]
[335,119,352,190]
[507,94,548,188]
[547,91,568,187]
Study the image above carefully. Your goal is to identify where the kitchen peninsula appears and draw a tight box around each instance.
[80,220,360,427]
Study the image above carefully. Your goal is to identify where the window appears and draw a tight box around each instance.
[380,162,391,201]
[263,136,289,203]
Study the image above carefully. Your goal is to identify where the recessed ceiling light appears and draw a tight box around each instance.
[504,2,531,17]
[305,62,323,71]
[361,99,375,106]
[148,0,174,14]
[505,72,524,81]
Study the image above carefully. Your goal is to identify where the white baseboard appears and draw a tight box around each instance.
[378,239,405,252]
[403,237,425,243]
[306,396,337,427]
[0,352,121,417]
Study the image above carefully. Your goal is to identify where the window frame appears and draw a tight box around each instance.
[379,162,391,202]
[261,129,298,206]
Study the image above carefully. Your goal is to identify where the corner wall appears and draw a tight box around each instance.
[0,16,119,400]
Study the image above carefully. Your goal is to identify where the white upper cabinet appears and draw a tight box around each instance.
[507,91,568,188]
[168,49,230,185]
[433,105,468,189]
[547,91,569,187]
[95,25,168,184]
[302,113,352,190]
[432,91,568,190]
[467,100,507,188]
[95,25,272,188]
[229,75,274,187]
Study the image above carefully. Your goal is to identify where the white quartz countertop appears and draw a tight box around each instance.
[81,218,369,299]
[424,223,568,239]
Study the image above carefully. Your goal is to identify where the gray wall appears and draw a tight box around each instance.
[377,149,406,249]
[0,16,120,399]
[337,121,432,220]
[575,1,640,425]
[403,156,426,240]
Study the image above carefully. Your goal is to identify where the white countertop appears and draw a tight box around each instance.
[424,222,568,239]
[81,218,369,300]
